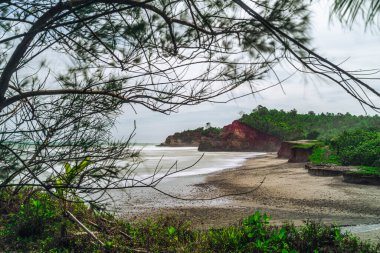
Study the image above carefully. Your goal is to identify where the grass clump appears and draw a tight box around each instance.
[347,166,380,176]
[292,143,318,149]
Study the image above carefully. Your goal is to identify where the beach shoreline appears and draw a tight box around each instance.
[118,153,380,241]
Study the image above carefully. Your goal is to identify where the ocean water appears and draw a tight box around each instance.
[133,145,265,179]
[112,145,265,212]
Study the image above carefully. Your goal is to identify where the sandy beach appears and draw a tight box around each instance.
[118,153,380,241]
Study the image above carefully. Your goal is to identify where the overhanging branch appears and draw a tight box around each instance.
[1,88,130,110]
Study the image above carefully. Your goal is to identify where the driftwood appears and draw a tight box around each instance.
[72,214,149,253]
[86,219,102,230]
[66,210,105,247]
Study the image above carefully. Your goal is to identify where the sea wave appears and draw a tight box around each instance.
[130,145,265,179]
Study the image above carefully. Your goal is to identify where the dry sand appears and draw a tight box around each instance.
[119,153,380,241]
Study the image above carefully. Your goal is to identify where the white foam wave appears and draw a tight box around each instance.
[128,146,264,179]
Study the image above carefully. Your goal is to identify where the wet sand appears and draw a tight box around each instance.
[118,153,380,241]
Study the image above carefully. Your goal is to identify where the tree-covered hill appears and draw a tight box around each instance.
[239,106,380,141]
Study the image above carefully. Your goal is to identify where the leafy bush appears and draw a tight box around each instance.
[8,196,57,237]
[334,130,380,167]
[309,146,340,165]
[310,130,380,171]
[306,130,320,140]
[241,211,292,252]
[341,138,380,167]
[333,129,376,154]
[285,221,378,253]
[1,190,380,252]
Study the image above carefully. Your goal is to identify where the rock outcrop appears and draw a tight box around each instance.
[288,147,314,163]
[277,140,316,162]
[160,129,202,147]
[343,172,380,185]
[277,141,295,159]
[306,163,352,176]
[198,121,281,152]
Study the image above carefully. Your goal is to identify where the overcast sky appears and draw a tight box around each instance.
[112,0,380,143]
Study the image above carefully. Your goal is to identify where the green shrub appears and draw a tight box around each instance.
[207,227,244,251]
[306,130,320,140]
[285,221,378,253]
[8,196,57,237]
[333,130,375,155]
[309,146,340,165]
[310,130,380,171]
[1,190,380,253]
[340,137,380,167]
[241,211,292,252]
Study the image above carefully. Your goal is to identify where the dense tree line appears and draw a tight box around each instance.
[331,130,380,168]
[239,106,380,140]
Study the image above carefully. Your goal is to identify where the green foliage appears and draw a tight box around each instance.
[341,139,380,167]
[241,211,292,252]
[201,126,222,137]
[349,166,380,176]
[333,130,380,167]
[168,226,177,236]
[309,146,341,165]
[64,157,91,184]
[0,188,101,252]
[283,220,378,253]
[293,141,320,149]
[207,227,244,251]
[105,240,115,251]
[8,195,57,238]
[1,190,379,252]
[309,130,380,177]
[242,211,270,239]
[333,129,377,152]
[306,130,320,140]
[239,106,380,141]
[54,157,92,203]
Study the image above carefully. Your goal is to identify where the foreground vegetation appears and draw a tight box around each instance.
[0,189,379,252]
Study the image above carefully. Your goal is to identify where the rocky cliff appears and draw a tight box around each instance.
[288,147,314,163]
[277,141,295,158]
[160,129,202,147]
[277,140,316,162]
[198,121,281,152]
